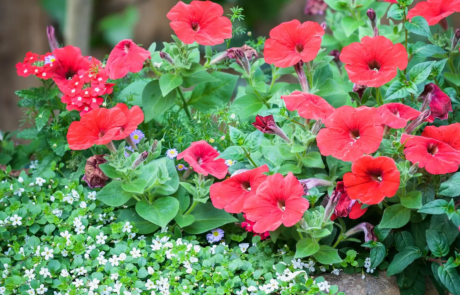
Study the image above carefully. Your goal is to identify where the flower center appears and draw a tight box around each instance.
[295,43,304,53]
[197,158,203,165]
[191,22,200,32]
[349,129,360,140]
[66,70,77,80]
[213,231,219,236]
[124,42,131,53]
[277,200,286,211]
[241,182,251,192]
[427,143,438,155]
[368,60,381,71]
[371,173,383,182]
[133,135,139,140]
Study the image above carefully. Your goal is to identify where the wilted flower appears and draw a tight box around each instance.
[420,83,452,120]
[345,222,377,242]
[82,155,109,188]
[330,182,368,220]
[304,0,328,15]
[47,26,59,51]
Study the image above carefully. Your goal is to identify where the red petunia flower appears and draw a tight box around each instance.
[316,106,384,162]
[243,173,309,233]
[47,46,92,91]
[377,103,425,129]
[67,108,126,150]
[422,123,460,151]
[167,1,232,46]
[112,103,145,140]
[330,181,368,220]
[422,83,452,120]
[408,0,460,27]
[401,134,460,175]
[264,20,325,68]
[105,39,151,80]
[177,140,228,179]
[282,90,335,121]
[210,165,269,214]
[343,156,400,205]
[241,214,270,240]
[340,36,408,87]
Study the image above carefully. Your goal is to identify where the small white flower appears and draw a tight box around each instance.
[39,267,51,278]
[239,243,249,253]
[225,159,235,167]
[80,201,87,209]
[130,248,142,258]
[36,284,48,294]
[60,269,69,277]
[41,247,54,260]
[26,288,35,295]
[331,269,341,275]
[87,191,97,200]
[73,279,84,288]
[88,278,100,291]
[13,187,25,196]
[166,148,179,159]
[119,253,127,261]
[145,280,155,290]
[18,177,24,183]
[110,273,119,280]
[148,266,154,275]
[122,222,133,233]
[153,62,163,68]
[128,232,136,239]
[230,113,236,119]
[10,215,22,226]
[96,232,108,244]
[35,177,46,186]
[317,281,330,293]
[109,255,119,266]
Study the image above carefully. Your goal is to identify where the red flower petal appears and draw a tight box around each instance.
[422,123,460,151]
[401,133,460,175]
[167,1,232,46]
[106,39,151,80]
[344,156,400,205]
[408,0,460,26]
[349,202,368,219]
[340,36,408,87]
[244,173,309,233]
[210,165,269,213]
[177,140,228,179]
[377,103,422,129]
[282,90,335,121]
[112,103,145,140]
[316,106,384,162]
[264,20,324,68]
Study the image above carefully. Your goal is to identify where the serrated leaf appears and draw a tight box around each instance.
[35,109,52,131]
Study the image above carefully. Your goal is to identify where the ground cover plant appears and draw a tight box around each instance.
[3,0,460,294]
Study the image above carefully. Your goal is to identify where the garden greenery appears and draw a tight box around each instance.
[3,0,460,294]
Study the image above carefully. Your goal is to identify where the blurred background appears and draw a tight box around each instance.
[0,0,324,133]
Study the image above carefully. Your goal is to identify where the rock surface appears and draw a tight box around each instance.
[319,271,399,295]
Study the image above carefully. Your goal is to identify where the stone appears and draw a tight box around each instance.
[318,271,399,295]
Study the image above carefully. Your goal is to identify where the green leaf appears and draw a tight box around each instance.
[17,128,39,139]
[118,80,149,106]
[189,72,238,112]
[121,179,147,194]
[404,16,431,38]
[183,203,238,234]
[401,191,422,209]
[117,209,159,234]
[142,80,177,123]
[35,109,51,132]
[370,242,386,269]
[439,172,460,197]
[229,126,245,146]
[409,61,433,84]
[301,152,325,169]
[395,231,415,251]
[385,81,410,101]
[418,199,449,215]
[387,4,404,20]
[426,229,449,257]
[295,237,320,258]
[430,215,459,245]
[159,73,183,96]
[174,214,195,228]
[138,157,179,196]
[379,204,411,229]
[312,245,343,264]
[314,79,348,107]
[99,163,123,178]
[97,180,133,206]
[444,72,460,86]
[244,130,264,152]
[135,197,179,228]
[182,63,217,88]
[387,246,422,276]
[341,16,365,37]
[147,42,156,56]
[438,265,460,295]
[231,95,264,120]
[413,44,447,58]
[217,146,245,161]
[323,0,349,11]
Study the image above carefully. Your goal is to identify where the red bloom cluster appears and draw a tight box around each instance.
[67,103,144,150]
[317,106,384,162]
[177,141,228,179]
[344,156,400,205]
[16,52,55,80]
[49,46,115,115]
[241,214,270,240]
[167,1,232,46]
[282,90,335,121]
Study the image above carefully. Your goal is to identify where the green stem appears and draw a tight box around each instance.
[296,223,305,240]
[184,200,198,215]
[177,88,192,120]
[375,87,383,106]
[242,147,257,167]
[404,13,408,75]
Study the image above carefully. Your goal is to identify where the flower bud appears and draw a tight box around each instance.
[253,115,291,143]
[304,0,328,15]
[311,119,323,135]
[409,162,419,175]
[82,155,109,188]
[352,84,367,100]
[47,26,59,52]
[420,83,452,120]
[294,61,309,93]
[404,110,431,134]
[345,222,377,242]
[321,22,327,30]
[151,140,158,153]
[329,50,340,63]
[452,29,460,49]
[299,178,332,195]
[132,151,149,169]
[367,9,376,22]
[226,45,258,76]
[160,52,175,65]
[209,52,228,66]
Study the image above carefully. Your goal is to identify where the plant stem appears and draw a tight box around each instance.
[184,200,198,215]
[177,88,192,120]
[296,223,305,240]
[242,147,257,167]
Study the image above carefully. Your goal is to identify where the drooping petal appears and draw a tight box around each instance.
[112,103,145,140]
[282,90,335,121]
[106,40,150,80]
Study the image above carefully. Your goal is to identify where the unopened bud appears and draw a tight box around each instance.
[47,26,59,52]
[209,52,228,66]
[311,119,323,135]
[132,151,149,169]
[345,222,376,242]
[299,218,308,230]
[247,31,252,37]
[405,110,430,134]
[409,162,419,175]
[452,29,460,49]
[160,52,175,65]
[353,84,367,100]
[367,9,376,22]
[151,140,158,153]
[329,50,340,63]
[373,26,379,37]
[321,22,327,30]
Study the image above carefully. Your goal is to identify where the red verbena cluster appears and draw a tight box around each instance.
[241,214,270,240]
[16,52,55,80]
